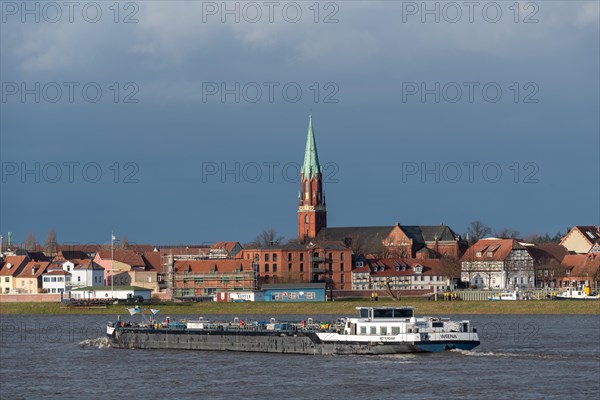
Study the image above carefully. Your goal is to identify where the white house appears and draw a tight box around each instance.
[70,260,104,289]
[42,269,72,294]
[460,238,535,290]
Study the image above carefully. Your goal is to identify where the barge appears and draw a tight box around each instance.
[107,306,480,354]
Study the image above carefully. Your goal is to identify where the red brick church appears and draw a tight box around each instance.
[298,116,467,259]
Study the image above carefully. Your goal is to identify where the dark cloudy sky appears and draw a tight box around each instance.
[1,0,599,245]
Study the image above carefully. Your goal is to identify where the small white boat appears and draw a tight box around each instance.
[488,290,518,301]
[556,287,599,300]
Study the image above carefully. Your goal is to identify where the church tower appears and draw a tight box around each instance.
[298,114,327,241]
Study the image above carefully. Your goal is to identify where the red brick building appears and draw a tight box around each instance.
[298,114,327,241]
[241,241,352,290]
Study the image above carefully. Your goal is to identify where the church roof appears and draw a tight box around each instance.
[301,114,321,179]
[401,225,460,243]
[316,226,394,249]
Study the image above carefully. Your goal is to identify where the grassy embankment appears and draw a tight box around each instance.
[1,298,599,315]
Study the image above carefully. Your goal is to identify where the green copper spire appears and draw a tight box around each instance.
[301,113,321,179]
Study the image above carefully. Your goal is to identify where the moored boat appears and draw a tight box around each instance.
[106,306,480,354]
[488,290,518,301]
[555,286,599,300]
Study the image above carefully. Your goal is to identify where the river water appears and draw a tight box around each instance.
[0,313,599,400]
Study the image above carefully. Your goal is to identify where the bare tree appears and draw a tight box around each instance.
[384,279,401,301]
[466,221,491,244]
[441,256,462,284]
[494,228,521,239]
[120,235,129,250]
[254,229,284,247]
[24,232,37,251]
[44,228,58,256]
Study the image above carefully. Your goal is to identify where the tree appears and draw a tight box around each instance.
[466,221,491,244]
[44,228,58,256]
[494,228,521,239]
[24,232,37,251]
[441,256,462,284]
[254,229,284,247]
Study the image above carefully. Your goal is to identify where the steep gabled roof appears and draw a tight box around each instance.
[96,250,145,267]
[16,261,51,278]
[400,225,460,243]
[212,242,241,252]
[0,256,29,276]
[142,252,164,273]
[561,254,600,278]
[316,226,393,249]
[460,239,526,262]
[561,226,600,247]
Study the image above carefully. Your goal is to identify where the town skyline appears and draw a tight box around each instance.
[2,114,582,247]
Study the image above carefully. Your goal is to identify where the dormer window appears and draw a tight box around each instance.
[414,265,423,273]
[486,251,493,257]
[476,252,482,257]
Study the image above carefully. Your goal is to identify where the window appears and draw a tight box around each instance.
[273,254,277,262]
[305,215,309,224]
[288,253,292,261]
[288,263,292,272]
[360,326,367,335]
[78,276,81,282]
[380,327,388,335]
[5,277,9,282]
[340,253,344,261]
[264,264,270,273]
[329,263,333,273]
[328,252,332,260]
[300,263,304,272]
[392,327,400,335]
[340,274,344,282]
[340,263,344,271]
[265,254,270,262]
[476,252,482,257]
[273,264,278,273]
[300,253,304,261]
[370,326,377,335]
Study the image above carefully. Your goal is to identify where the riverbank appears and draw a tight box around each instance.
[1,299,599,315]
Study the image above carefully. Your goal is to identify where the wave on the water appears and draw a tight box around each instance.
[79,337,111,349]
[450,349,587,360]
[451,349,522,357]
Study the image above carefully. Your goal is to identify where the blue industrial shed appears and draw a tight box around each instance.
[261,283,326,302]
